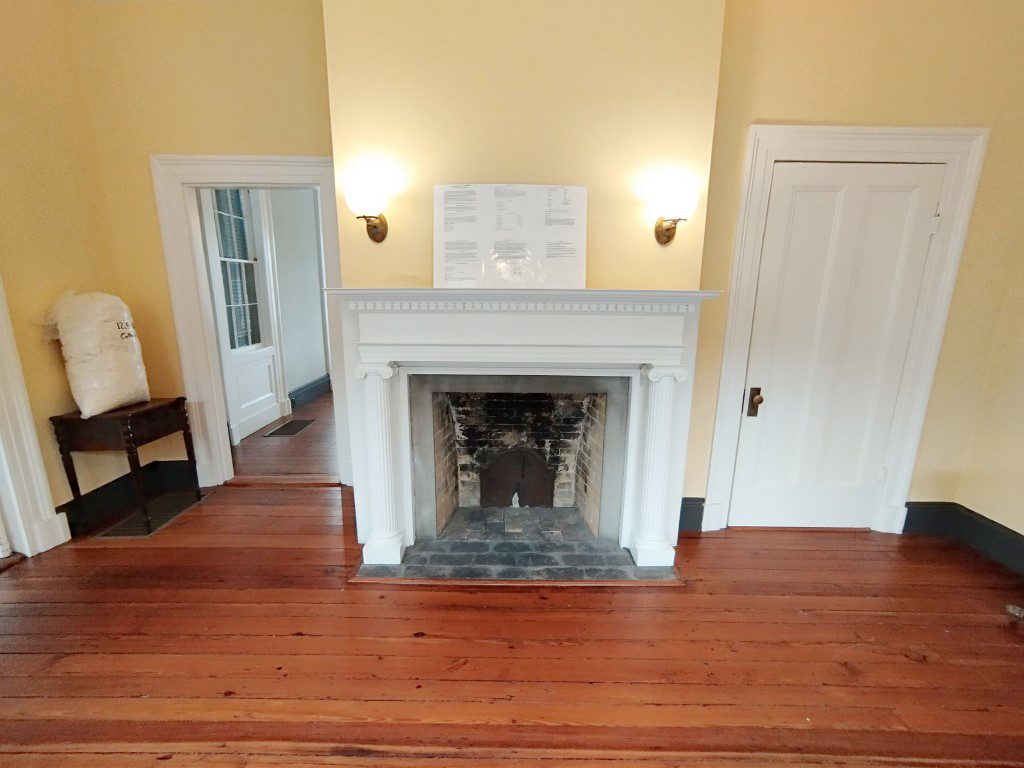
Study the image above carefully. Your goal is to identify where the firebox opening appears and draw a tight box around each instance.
[431,390,608,539]
[411,374,629,547]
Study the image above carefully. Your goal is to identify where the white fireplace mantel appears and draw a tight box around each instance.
[326,288,717,567]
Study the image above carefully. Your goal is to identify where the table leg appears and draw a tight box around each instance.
[180,413,202,502]
[125,442,152,534]
[57,441,83,515]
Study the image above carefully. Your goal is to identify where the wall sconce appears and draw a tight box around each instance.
[634,166,701,246]
[354,212,388,243]
[654,216,684,245]
[341,154,409,243]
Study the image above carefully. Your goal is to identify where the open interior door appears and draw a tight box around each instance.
[199,188,288,445]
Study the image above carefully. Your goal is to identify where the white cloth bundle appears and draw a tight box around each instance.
[48,293,150,418]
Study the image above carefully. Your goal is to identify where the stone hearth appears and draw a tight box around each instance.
[357,507,677,582]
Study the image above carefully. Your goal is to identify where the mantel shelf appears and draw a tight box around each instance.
[327,288,718,316]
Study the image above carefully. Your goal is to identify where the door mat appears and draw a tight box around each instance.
[265,419,314,437]
[98,491,200,538]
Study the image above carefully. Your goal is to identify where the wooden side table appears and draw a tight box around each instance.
[50,397,202,533]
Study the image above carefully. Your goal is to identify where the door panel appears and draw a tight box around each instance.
[200,188,287,445]
[750,186,845,489]
[729,162,945,527]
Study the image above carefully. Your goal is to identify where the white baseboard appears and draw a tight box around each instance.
[27,512,71,556]
[872,504,908,534]
[701,500,728,531]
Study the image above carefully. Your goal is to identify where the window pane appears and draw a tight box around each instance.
[232,305,249,348]
[215,212,236,260]
[243,261,257,304]
[247,303,261,345]
[214,188,230,215]
[232,216,250,261]
[221,261,244,306]
[225,304,239,349]
[228,188,243,216]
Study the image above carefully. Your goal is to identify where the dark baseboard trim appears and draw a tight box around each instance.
[289,375,331,409]
[680,497,705,532]
[56,460,197,538]
[905,501,1024,578]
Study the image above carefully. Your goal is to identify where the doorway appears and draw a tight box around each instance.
[197,186,336,480]
[151,155,351,488]
[704,126,987,533]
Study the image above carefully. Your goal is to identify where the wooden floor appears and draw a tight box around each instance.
[230,392,337,478]
[1,485,1022,767]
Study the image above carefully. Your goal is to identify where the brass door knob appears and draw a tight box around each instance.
[746,387,764,417]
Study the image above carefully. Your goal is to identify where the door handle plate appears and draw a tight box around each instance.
[746,387,764,417]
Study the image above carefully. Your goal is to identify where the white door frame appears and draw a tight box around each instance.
[0,273,71,556]
[704,126,988,533]
[151,155,347,487]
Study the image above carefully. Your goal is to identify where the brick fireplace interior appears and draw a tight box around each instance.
[409,374,629,546]
[432,391,607,538]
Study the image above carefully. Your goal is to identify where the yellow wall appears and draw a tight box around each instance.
[322,0,725,290]
[1,0,333,504]
[694,0,1024,530]
[0,0,123,503]
[4,0,1021,533]
[955,255,1024,531]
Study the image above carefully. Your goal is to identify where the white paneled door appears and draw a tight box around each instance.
[729,162,945,527]
[200,188,288,445]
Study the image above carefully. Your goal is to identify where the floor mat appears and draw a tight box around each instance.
[98,491,200,537]
[265,419,314,437]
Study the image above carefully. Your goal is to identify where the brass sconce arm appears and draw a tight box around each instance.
[654,217,685,245]
[356,213,388,243]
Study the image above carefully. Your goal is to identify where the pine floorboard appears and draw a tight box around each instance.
[229,392,338,479]
[0,485,1022,767]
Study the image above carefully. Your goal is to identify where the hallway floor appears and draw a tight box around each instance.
[0,485,1022,766]
[230,391,337,479]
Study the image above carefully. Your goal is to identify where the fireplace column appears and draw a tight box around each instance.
[355,362,404,564]
[631,364,689,567]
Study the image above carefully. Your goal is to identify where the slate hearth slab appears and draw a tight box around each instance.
[530,541,587,553]
[353,505,680,583]
[450,565,494,578]
[561,553,623,566]
[355,560,679,582]
[471,553,519,566]
[493,542,532,553]
[514,553,559,567]
[494,567,531,579]
[446,541,490,553]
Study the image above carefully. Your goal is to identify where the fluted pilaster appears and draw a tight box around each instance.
[354,362,404,564]
[631,364,688,566]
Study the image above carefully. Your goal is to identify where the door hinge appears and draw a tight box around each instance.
[927,215,942,235]
[877,466,888,483]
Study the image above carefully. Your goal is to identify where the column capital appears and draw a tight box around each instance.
[355,362,397,380]
[641,364,688,383]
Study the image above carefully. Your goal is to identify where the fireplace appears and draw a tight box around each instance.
[328,288,716,566]
[410,375,629,545]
